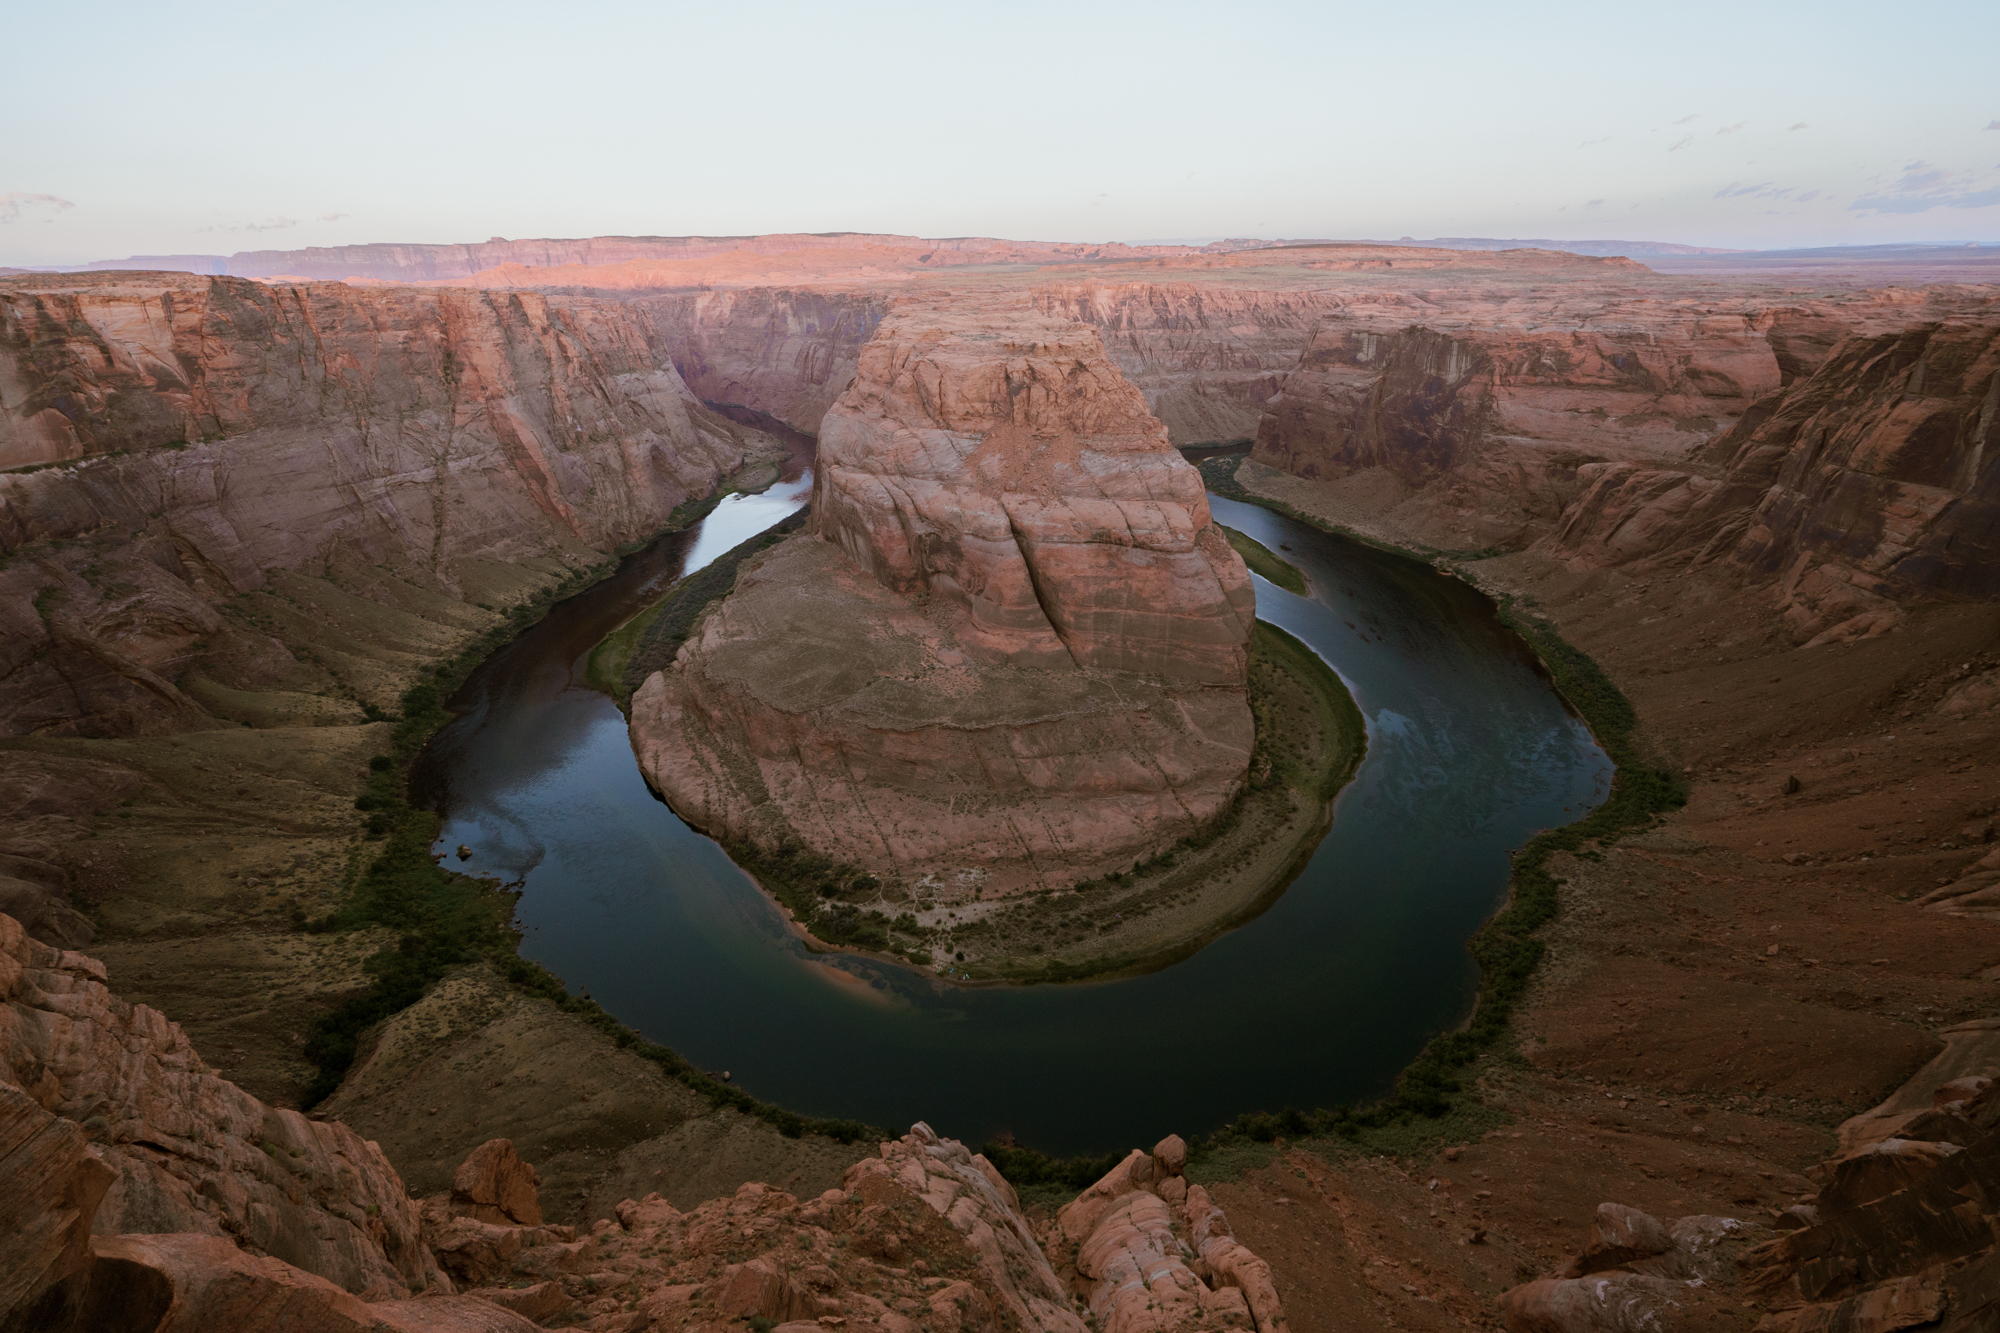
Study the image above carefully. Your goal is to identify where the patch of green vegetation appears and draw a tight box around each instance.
[977,1141,1128,1195]
[1219,524,1307,595]
[586,509,810,706]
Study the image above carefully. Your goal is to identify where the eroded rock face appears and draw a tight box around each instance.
[1550,318,2000,644]
[450,1139,543,1227]
[634,307,1253,893]
[814,305,1255,684]
[3,906,1290,1330]
[0,272,754,736]
[1248,297,1814,551]
[0,911,439,1300]
[1248,287,2000,557]
[1048,1135,1287,1332]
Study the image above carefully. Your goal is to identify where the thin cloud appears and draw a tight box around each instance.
[319,212,349,222]
[1586,198,1604,208]
[1790,122,1809,130]
[199,216,302,234]
[1579,135,1612,147]
[1672,114,1699,125]
[1668,135,1694,152]
[1988,120,2000,130]
[1716,122,1746,135]
[1849,160,2000,214]
[0,192,75,223]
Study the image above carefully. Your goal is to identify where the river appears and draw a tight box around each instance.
[409,442,1610,1154]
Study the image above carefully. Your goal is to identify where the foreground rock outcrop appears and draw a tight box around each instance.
[0,907,1287,1332]
[633,305,1255,894]
[0,912,439,1300]
[1051,1135,1289,1332]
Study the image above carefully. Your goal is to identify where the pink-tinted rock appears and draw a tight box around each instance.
[1547,319,2000,644]
[0,911,439,1298]
[0,271,755,737]
[1565,1203,1673,1277]
[815,305,1253,684]
[1183,1183,1290,1332]
[461,1280,573,1323]
[1056,1148,1156,1247]
[1498,1272,1689,1333]
[632,307,1253,893]
[450,1139,543,1226]
[47,1233,539,1333]
[1078,1190,1214,1332]
[614,1192,682,1230]
[0,1080,114,1326]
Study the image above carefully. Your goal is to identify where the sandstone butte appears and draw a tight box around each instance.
[6,235,2000,1332]
[0,906,1290,1332]
[630,303,1257,895]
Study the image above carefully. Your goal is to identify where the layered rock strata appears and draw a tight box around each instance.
[1051,1135,1289,1332]
[1245,288,1998,552]
[0,272,758,737]
[1549,317,2000,644]
[632,307,1255,893]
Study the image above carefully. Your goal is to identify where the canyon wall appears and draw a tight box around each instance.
[1550,316,2000,643]
[1245,286,2000,554]
[1031,283,1354,446]
[0,272,759,737]
[639,287,890,432]
[632,305,1255,894]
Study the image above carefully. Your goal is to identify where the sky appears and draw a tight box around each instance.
[4,0,1998,266]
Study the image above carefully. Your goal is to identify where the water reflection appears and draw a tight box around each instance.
[413,472,1611,1154]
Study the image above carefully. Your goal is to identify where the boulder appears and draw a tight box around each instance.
[450,1139,543,1226]
[1563,1203,1673,1277]
[1821,1138,1963,1214]
[1498,1273,1689,1333]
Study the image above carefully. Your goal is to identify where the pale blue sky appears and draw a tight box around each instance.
[4,0,1997,265]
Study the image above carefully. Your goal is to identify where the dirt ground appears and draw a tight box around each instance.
[1201,464,2000,1329]
[317,963,859,1221]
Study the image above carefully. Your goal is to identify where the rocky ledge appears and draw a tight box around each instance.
[0,907,1287,1332]
[631,304,1256,896]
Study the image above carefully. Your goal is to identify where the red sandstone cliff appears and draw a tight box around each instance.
[1549,317,2000,644]
[0,272,760,737]
[631,305,1254,894]
[1243,286,2000,555]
